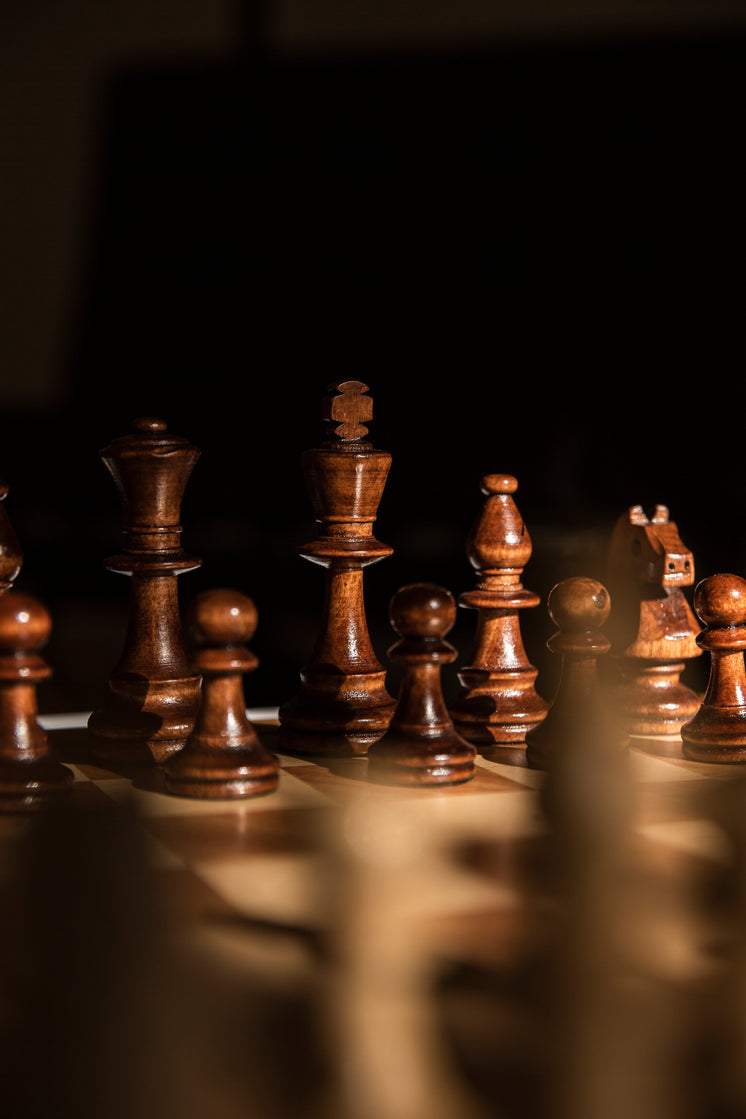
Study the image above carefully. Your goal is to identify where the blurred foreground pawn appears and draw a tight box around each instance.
[0,481,23,594]
[279,381,395,757]
[529,583,651,1119]
[0,592,73,812]
[88,418,202,765]
[606,505,701,754]
[681,574,746,763]
[525,577,615,773]
[367,584,476,787]
[448,474,548,761]
[164,589,278,799]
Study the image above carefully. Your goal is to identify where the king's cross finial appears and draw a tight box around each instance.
[322,380,374,442]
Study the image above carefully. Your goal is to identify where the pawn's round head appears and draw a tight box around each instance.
[389,582,457,640]
[131,417,168,435]
[694,574,746,628]
[188,588,258,646]
[547,576,610,632]
[479,473,518,497]
[0,591,52,652]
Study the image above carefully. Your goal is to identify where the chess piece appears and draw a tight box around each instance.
[527,578,644,1119]
[681,573,746,763]
[278,380,396,757]
[0,591,73,811]
[163,588,279,798]
[367,583,477,786]
[448,474,548,760]
[605,504,701,753]
[0,481,23,594]
[87,417,202,765]
[525,576,615,772]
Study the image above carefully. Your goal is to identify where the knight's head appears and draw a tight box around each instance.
[607,504,694,590]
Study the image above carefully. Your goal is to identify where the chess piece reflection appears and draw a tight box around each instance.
[163,588,279,798]
[88,418,202,765]
[367,583,476,787]
[279,381,395,757]
[605,504,701,753]
[449,474,548,760]
[0,591,73,811]
[681,573,746,763]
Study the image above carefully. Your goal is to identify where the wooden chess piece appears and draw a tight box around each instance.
[681,573,746,763]
[367,583,477,786]
[0,591,73,811]
[448,474,548,761]
[605,504,701,754]
[87,417,202,765]
[0,481,23,594]
[278,380,396,757]
[525,576,615,772]
[163,588,279,798]
[531,589,646,1119]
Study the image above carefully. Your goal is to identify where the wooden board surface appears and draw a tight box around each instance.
[1,711,744,1119]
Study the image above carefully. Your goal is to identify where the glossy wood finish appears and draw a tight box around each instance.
[367,583,476,786]
[448,474,548,760]
[163,588,279,798]
[278,381,395,756]
[606,505,701,743]
[681,574,746,763]
[87,418,202,764]
[0,591,73,811]
[525,577,613,771]
[0,481,22,594]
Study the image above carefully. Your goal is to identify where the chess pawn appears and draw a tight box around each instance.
[605,504,701,752]
[278,380,396,757]
[367,583,477,786]
[448,474,548,760]
[88,417,202,765]
[163,588,279,798]
[681,574,746,763]
[0,480,23,594]
[0,591,73,811]
[531,585,641,1119]
[525,577,615,772]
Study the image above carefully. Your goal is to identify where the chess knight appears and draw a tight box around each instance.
[605,504,702,742]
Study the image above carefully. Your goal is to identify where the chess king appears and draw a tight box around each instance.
[278,380,396,756]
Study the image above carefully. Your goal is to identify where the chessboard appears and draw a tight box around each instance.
[2,705,746,1119]
[4,385,746,1119]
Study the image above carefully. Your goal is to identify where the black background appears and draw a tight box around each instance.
[1,9,745,714]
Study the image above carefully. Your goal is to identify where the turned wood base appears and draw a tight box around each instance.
[163,749,279,798]
[88,681,201,765]
[0,757,73,812]
[681,705,746,763]
[367,727,476,787]
[278,672,395,757]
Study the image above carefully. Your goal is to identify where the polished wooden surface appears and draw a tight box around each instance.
[87,417,203,764]
[449,473,548,758]
[0,482,22,595]
[606,504,702,743]
[163,588,280,799]
[278,381,395,756]
[682,573,746,763]
[367,582,477,786]
[0,591,73,811]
